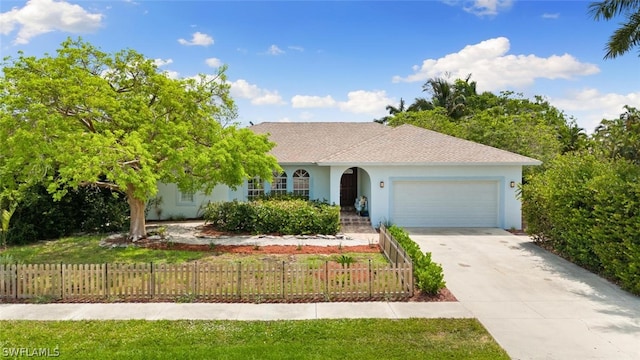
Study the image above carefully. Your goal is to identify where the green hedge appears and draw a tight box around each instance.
[387,225,445,295]
[203,198,340,235]
[522,152,640,295]
[6,185,129,245]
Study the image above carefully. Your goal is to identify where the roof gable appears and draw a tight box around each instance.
[250,122,541,166]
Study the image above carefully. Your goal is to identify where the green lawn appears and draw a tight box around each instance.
[0,319,509,359]
[0,235,388,265]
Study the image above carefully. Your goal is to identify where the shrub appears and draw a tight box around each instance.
[203,198,340,235]
[387,225,445,295]
[522,153,640,295]
[6,185,129,245]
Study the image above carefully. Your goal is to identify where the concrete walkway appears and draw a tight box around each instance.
[0,301,470,321]
[409,228,640,360]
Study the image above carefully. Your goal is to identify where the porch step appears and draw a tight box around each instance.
[340,211,372,227]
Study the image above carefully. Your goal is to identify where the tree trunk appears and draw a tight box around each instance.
[126,186,147,242]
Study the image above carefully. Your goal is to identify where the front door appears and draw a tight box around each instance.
[340,167,358,207]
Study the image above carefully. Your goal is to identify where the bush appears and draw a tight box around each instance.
[522,153,640,295]
[203,198,340,235]
[387,225,445,295]
[6,185,129,245]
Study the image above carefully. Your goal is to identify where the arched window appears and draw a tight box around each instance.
[247,177,264,200]
[293,169,310,199]
[270,171,287,196]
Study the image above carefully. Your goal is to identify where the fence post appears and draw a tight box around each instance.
[104,263,108,299]
[14,263,18,299]
[324,261,329,296]
[368,259,372,299]
[237,261,242,299]
[60,262,64,300]
[281,261,285,300]
[150,262,154,298]
[193,262,198,297]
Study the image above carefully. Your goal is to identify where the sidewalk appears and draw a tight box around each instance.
[0,301,471,321]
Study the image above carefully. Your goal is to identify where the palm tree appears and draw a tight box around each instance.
[422,74,476,120]
[589,0,640,58]
[385,98,406,115]
[406,97,434,112]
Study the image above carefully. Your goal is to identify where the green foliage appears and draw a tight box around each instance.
[387,225,445,295]
[5,185,128,245]
[204,199,340,235]
[0,38,278,239]
[522,152,640,294]
[389,91,571,167]
[589,0,640,59]
[335,255,356,268]
[592,105,640,164]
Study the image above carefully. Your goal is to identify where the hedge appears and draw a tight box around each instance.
[387,225,445,295]
[203,198,340,235]
[522,152,640,295]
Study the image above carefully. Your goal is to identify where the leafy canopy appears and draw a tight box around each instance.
[0,38,278,211]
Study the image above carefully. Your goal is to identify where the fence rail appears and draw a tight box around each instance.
[0,260,412,302]
[379,224,413,292]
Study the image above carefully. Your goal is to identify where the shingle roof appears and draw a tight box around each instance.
[250,122,541,166]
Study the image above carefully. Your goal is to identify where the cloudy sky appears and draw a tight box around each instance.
[1,0,639,132]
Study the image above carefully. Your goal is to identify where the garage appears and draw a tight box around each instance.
[391,180,500,227]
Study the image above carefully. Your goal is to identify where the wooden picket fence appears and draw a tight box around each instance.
[0,260,412,302]
[378,224,414,292]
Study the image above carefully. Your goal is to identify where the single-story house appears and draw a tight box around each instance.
[149,122,541,229]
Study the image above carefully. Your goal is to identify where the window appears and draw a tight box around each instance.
[293,169,310,199]
[271,171,287,196]
[247,177,264,200]
[179,191,194,204]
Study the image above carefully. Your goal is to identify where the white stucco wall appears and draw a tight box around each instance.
[355,165,523,229]
[153,164,525,229]
[148,183,232,220]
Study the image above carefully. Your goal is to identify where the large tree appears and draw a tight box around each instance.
[0,38,279,241]
[589,0,640,58]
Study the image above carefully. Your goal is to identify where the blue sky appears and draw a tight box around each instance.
[1,0,639,132]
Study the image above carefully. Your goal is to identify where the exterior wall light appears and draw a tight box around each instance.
[510,181,516,188]
[379,181,385,188]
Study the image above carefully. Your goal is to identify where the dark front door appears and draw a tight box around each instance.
[340,167,358,207]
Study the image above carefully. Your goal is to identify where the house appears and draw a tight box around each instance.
[149,122,541,229]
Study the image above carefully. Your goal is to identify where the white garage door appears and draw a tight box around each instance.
[392,180,499,227]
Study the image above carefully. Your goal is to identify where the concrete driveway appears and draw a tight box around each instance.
[408,228,640,360]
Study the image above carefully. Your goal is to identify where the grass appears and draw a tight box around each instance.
[0,319,509,359]
[0,235,388,266]
[0,236,207,264]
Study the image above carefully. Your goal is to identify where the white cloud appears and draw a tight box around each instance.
[291,95,337,108]
[267,45,284,55]
[288,45,304,52]
[178,31,214,46]
[338,90,393,115]
[291,91,392,115]
[276,117,292,123]
[542,13,560,19]
[230,79,285,105]
[0,0,103,44]
[205,57,222,68]
[393,37,600,92]
[153,58,173,67]
[550,89,640,133]
[462,0,513,16]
